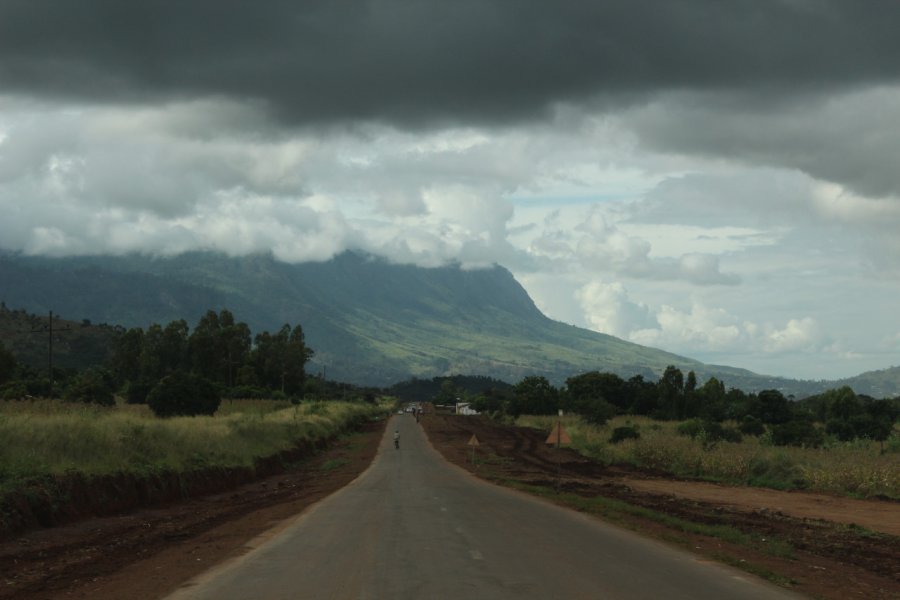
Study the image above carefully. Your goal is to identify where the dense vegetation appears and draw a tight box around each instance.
[423,366,899,498]
[0,308,315,412]
[520,414,900,499]
[0,399,387,495]
[110,308,313,405]
[448,367,899,450]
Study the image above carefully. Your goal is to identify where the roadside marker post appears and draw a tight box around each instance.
[545,411,570,493]
[467,434,480,465]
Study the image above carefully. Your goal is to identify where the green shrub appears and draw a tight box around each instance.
[0,381,28,400]
[147,371,221,418]
[826,418,856,442]
[583,399,617,426]
[739,415,766,436]
[677,419,704,438]
[747,454,807,489]
[64,369,115,406]
[609,425,640,444]
[223,385,271,399]
[677,419,742,445]
[125,379,155,404]
[770,420,824,448]
[25,378,52,397]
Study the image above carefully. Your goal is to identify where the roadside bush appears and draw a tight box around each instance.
[0,343,16,384]
[146,371,220,418]
[825,418,856,442]
[677,419,742,446]
[222,385,271,400]
[0,381,28,400]
[125,379,155,404]
[770,420,825,448]
[739,415,766,437]
[609,425,640,444]
[677,419,704,439]
[849,413,894,443]
[747,453,807,489]
[25,378,52,398]
[582,399,617,426]
[64,369,115,406]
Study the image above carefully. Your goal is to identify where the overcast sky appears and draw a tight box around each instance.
[1,0,899,380]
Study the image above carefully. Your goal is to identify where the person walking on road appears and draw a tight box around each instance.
[393,429,400,449]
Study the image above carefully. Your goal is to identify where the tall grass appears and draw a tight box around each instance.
[518,414,900,499]
[0,399,387,492]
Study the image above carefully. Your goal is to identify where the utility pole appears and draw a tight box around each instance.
[31,310,71,398]
[0,308,72,398]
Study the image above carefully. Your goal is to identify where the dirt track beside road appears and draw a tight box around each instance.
[0,419,386,600]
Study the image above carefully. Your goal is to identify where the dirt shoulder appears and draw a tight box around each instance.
[621,478,900,537]
[421,413,900,600]
[0,418,387,600]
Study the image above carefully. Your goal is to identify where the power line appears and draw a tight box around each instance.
[0,310,72,397]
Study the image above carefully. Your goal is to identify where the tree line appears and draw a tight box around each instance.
[0,308,314,416]
[456,366,898,449]
[110,309,312,403]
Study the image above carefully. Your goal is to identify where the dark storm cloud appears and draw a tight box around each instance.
[2,0,899,127]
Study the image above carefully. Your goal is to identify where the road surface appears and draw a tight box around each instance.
[166,415,803,600]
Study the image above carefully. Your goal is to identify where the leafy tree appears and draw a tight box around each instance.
[825,386,863,421]
[857,398,897,452]
[770,419,824,448]
[190,309,251,386]
[252,323,313,395]
[160,319,190,374]
[110,327,144,385]
[723,387,749,420]
[682,370,698,418]
[147,371,220,417]
[138,321,188,381]
[825,418,856,441]
[235,364,258,386]
[755,389,792,425]
[0,342,17,385]
[435,379,461,405]
[627,375,658,415]
[582,398,617,426]
[656,366,684,419]
[470,387,513,414]
[696,376,726,421]
[510,376,558,416]
[64,368,115,406]
[566,371,628,412]
[189,310,222,382]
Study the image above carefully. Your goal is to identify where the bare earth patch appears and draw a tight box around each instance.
[421,413,900,600]
[0,419,386,600]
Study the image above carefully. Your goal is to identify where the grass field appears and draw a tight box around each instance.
[518,414,900,499]
[0,398,388,494]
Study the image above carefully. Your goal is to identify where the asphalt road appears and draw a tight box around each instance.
[166,415,804,600]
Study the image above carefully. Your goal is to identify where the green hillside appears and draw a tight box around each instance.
[0,250,896,395]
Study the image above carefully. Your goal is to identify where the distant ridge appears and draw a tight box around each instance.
[0,250,896,396]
